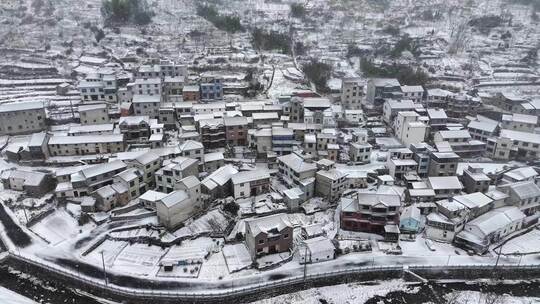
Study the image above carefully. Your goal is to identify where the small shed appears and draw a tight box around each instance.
[399,206,422,233]
[384,224,400,242]
[300,237,335,264]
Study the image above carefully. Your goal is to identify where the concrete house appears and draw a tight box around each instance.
[231,170,271,199]
[47,134,125,156]
[0,102,46,135]
[156,190,200,229]
[155,156,199,193]
[201,164,239,198]
[78,103,109,125]
[455,206,526,253]
[461,165,490,194]
[315,169,348,202]
[1,169,55,197]
[340,190,402,234]
[427,176,463,199]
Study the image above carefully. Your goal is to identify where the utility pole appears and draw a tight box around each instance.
[494,242,504,270]
[101,251,108,286]
[22,208,29,225]
[303,245,308,281]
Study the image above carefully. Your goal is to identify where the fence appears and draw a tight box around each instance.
[7,250,540,302]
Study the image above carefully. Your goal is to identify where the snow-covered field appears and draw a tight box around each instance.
[0,286,36,304]
[251,280,415,304]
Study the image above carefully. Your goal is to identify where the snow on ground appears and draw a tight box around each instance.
[112,243,166,276]
[29,209,93,246]
[0,286,37,304]
[445,290,540,304]
[501,229,540,255]
[222,243,252,273]
[251,279,416,304]
[198,250,230,280]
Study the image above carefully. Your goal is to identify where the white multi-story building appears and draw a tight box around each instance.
[79,103,109,125]
[48,134,125,156]
[0,102,46,135]
[132,94,162,119]
[134,78,162,96]
[400,85,424,103]
[393,111,427,146]
[501,113,538,132]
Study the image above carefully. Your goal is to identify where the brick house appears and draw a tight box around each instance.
[340,191,402,234]
[245,214,293,260]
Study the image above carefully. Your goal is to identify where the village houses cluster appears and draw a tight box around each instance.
[0,55,539,272]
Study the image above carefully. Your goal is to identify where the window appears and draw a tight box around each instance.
[258,239,264,244]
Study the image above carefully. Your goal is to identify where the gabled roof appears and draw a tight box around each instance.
[245,213,292,236]
[509,181,540,199]
[277,153,317,174]
[133,151,160,166]
[178,140,203,152]
[80,160,127,179]
[504,167,538,181]
[454,192,493,210]
[467,206,525,236]
[158,190,190,208]
[231,170,270,185]
[201,164,239,190]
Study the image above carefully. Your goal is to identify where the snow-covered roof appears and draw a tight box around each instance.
[78,102,107,112]
[454,192,493,210]
[48,134,123,145]
[342,192,401,212]
[202,164,239,190]
[79,160,126,179]
[231,170,270,185]
[371,78,400,87]
[132,94,161,103]
[303,236,335,255]
[500,129,540,145]
[139,190,167,202]
[245,213,292,236]
[303,97,331,109]
[467,206,525,236]
[277,153,317,174]
[504,167,538,181]
[204,152,224,163]
[467,119,498,133]
[501,113,538,125]
[178,175,200,189]
[68,124,114,134]
[509,181,540,200]
[428,176,463,190]
[159,190,190,208]
[427,108,447,119]
[2,170,47,186]
[436,130,471,140]
[114,168,141,182]
[401,206,421,220]
[223,116,248,126]
[178,140,203,152]
[0,101,44,112]
[316,169,347,181]
[119,116,150,126]
[400,85,424,93]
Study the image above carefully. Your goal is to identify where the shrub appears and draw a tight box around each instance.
[302,59,333,93]
[101,0,153,26]
[196,4,242,33]
[251,28,291,54]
